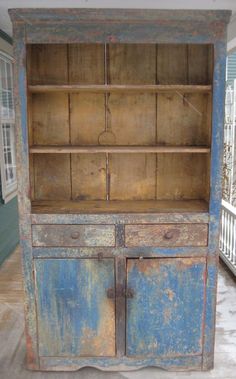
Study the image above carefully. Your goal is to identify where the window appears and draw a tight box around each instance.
[0,52,17,202]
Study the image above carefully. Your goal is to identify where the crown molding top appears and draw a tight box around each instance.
[8,8,232,24]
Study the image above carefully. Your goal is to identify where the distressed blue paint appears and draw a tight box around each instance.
[208,41,227,253]
[18,68,28,154]
[25,22,226,45]
[126,258,206,357]
[202,39,228,369]
[203,263,217,355]
[31,212,209,225]
[35,258,115,356]
[13,23,39,369]
[9,9,231,23]
[40,355,202,371]
[9,8,231,371]
[32,246,207,258]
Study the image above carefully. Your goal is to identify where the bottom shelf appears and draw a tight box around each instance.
[31,200,209,214]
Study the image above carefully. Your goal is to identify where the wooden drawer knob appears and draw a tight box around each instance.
[71,232,80,240]
[163,230,175,240]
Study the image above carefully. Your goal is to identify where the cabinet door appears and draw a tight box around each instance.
[35,258,115,357]
[126,258,206,357]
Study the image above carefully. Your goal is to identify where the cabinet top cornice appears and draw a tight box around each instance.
[9,8,231,24]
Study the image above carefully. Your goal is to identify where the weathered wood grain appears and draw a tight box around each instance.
[29,145,211,154]
[125,224,208,247]
[32,224,115,247]
[32,246,208,259]
[13,23,39,369]
[35,258,116,356]
[28,84,212,93]
[202,41,228,370]
[34,154,71,200]
[39,355,203,371]
[126,258,206,357]
[115,256,126,357]
[9,7,230,372]
[28,44,68,85]
[31,199,209,220]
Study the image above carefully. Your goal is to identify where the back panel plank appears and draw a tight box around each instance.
[156,154,209,200]
[69,44,106,200]
[29,45,70,201]
[108,44,156,84]
[72,154,106,200]
[110,154,156,200]
[157,44,188,84]
[157,93,211,146]
[68,44,105,84]
[28,44,68,84]
[109,93,156,145]
[34,154,71,200]
[108,44,156,199]
[32,93,69,145]
[70,94,105,145]
[188,44,213,85]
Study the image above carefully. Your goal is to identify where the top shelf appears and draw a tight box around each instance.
[28,84,212,94]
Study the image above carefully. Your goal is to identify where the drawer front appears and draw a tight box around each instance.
[125,224,208,247]
[32,225,115,247]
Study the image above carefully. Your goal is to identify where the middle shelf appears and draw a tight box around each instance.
[28,84,212,94]
[29,145,211,154]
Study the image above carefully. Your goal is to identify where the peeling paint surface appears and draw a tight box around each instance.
[35,258,115,357]
[9,7,231,372]
[126,258,206,357]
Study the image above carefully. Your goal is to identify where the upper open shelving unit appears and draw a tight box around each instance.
[27,43,213,214]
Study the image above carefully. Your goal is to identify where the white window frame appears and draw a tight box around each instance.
[0,51,17,203]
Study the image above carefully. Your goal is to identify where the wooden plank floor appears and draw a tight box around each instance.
[0,246,236,378]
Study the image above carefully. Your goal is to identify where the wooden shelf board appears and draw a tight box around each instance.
[29,145,211,154]
[28,84,212,94]
[31,200,209,214]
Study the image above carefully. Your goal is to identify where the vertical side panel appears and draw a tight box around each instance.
[203,40,227,370]
[208,42,227,253]
[13,24,39,369]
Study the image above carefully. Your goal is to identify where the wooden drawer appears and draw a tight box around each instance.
[32,225,115,247]
[125,224,208,247]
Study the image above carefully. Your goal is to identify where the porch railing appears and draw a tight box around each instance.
[220,199,236,276]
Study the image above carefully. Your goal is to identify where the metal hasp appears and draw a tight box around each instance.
[9,8,231,372]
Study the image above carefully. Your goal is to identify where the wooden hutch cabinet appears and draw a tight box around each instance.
[9,8,231,371]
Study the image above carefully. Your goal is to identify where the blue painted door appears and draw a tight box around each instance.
[35,258,115,357]
[126,258,206,357]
